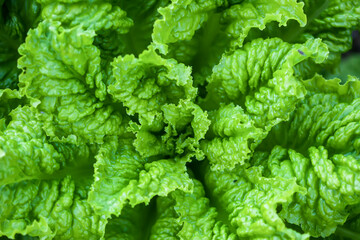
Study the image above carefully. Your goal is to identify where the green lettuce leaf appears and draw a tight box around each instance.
[262,74,360,154]
[0,176,106,240]
[150,165,308,239]
[201,103,266,170]
[109,47,196,126]
[160,99,210,159]
[295,0,360,55]
[39,0,134,62]
[109,47,208,157]
[0,105,106,239]
[150,178,236,240]
[203,38,327,128]
[128,99,210,159]
[152,0,225,54]
[88,137,194,217]
[257,75,360,237]
[221,0,306,48]
[0,104,94,187]
[0,106,64,185]
[200,38,328,169]
[149,196,183,240]
[39,1,132,33]
[248,0,360,75]
[18,20,128,144]
[263,145,360,238]
[204,166,308,239]
[1,0,360,239]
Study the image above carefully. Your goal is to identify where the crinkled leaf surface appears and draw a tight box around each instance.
[257,75,360,237]
[1,0,360,239]
[88,137,194,217]
[18,20,128,144]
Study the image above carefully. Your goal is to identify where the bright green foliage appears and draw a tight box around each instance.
[204,38,328,119]
[0,176,106,239]
[127,99,210,159]
[18,20,128,144]
[298,0,360,54]
[1,0,360,239]
[201,103,266,170]
[149,168,308,239]
[40,1,133,33]
[151,179,237,240]
[0,106,65,185]
[88,137,193,217]
[264,146,360,237]
[152,0,224,54]
[201,37,328,169]
[204,166,308,239]
[109,47,196,129]
[110,48,208,158]
[262,74,360,152]
[221,0,307,48]
[0,106,104,239]
[257,75,360,237]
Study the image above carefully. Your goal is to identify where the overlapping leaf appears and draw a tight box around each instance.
[88,137,194,217]
[257,75,360,237]
[18,20,128,144]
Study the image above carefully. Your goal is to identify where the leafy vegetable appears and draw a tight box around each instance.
[1,0,360,239]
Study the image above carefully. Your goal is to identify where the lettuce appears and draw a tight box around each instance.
[1,0,360,239]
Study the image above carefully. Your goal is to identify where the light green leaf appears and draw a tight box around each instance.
[110,46,196,128]
[128,99,210,158]
[201,103,266,170]
[204,38,328,130]
[262,74,360,154]
[152,0,224,54]
[221,0,306,48]
[150,178,236,240]
[204,166,308,240]
[0,176,106,240]
[161,99,210,159]
[0,105,103,239]
[295,0,360,54]
[0,106,63,186]
[40,1,133,33]
[0,105,94,186]
[149,196,182,240]
[258,75,360,237]
[152,165,308,239]
[18,20,128,144]
[110,47,202,157]
[264,146,360,237]
[88,137,194,217]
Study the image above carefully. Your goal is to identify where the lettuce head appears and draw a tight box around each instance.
[1,0,360,239]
